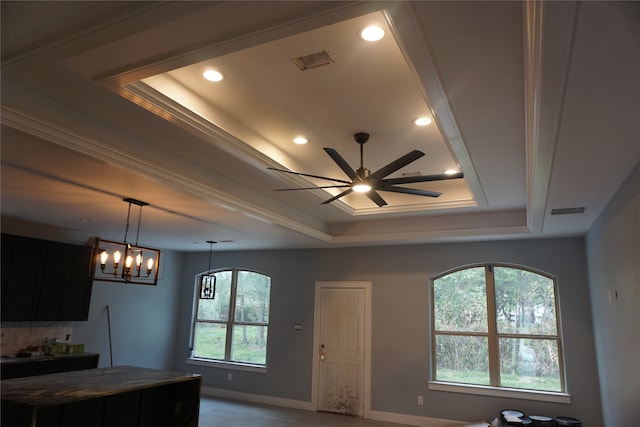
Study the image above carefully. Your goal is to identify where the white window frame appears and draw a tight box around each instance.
[187,268,271,373]
[428,263,570,403]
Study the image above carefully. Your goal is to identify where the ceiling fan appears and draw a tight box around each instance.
[268,132,464,207]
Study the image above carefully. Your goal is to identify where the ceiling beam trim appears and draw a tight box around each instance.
[523,1,581,234]
[1,106,334,245]
[386,3,488,209]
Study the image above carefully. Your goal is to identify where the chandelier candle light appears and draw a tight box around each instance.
[93,198,161,286]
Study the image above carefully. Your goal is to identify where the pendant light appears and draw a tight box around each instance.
[200,240,217,299]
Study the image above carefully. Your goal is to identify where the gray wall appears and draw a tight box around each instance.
[174,238,603,424]
[73,250,184,369]
[586,162,640,427]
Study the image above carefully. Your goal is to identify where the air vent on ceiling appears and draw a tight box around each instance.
[550,207,585,215]
[292,50,334,71]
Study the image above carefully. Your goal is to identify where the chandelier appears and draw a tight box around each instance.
[93,198,161,285]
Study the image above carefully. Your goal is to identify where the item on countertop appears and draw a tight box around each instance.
[553,416,582,426]
[529,415,554,427]
[501,410,525,425]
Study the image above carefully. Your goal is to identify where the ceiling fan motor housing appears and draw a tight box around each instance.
[356,167,370,180]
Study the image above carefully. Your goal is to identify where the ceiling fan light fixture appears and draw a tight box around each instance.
[360,25,385,42]
[352,183,372,193]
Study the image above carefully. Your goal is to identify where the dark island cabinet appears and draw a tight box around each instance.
[1,366,201,427]
[1,234,95,321]
[1,353,100,380]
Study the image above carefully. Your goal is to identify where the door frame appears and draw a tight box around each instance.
[311,281,372,418]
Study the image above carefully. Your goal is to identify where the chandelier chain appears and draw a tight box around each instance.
[135,205,143,246]
[123,202,133,244]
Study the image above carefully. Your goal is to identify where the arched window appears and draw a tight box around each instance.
[190,269,271,368]
[430,264,566,396]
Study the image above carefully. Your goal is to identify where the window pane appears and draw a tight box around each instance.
[231,325,267,364]
[435,334,490,385]
[499,338,561,391]
[235,271,271,323]
[433,267,487,332]
[193,322,227,359]
[197,270,232,321]
[494,267,557,335]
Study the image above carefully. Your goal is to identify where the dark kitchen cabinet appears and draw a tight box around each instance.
[1,234,95,321]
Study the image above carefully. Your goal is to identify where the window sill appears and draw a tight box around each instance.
[186,357,267,374]
[428,381,571,404]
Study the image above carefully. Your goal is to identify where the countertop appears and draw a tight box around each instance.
[1,365,201,406]
[0,352,99,365]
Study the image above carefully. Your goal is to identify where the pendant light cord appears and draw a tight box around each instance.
[207,241,215,273]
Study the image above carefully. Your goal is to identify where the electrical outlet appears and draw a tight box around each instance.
[417,395,423,405]
[227,373,233,381]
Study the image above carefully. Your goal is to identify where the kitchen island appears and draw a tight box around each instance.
[1,365,201,427]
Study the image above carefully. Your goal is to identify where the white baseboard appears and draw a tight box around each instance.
[200,387,485,427]
[367,409,474,427]
[200,386,313,411]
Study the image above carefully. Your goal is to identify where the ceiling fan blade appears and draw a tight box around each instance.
[366,190,388,207]
[268,167,352,184]
[380,185,441,198]
[368,150,425,181]
[380,172,464,186]
[321,188,353,205]
[323,148,358,180]
[275,185,351,191]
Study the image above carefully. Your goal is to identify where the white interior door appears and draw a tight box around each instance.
[313,283,369,417]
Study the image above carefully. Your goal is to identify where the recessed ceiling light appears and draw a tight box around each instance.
[414,117,432,126]
[444,169,459,175]
[202,69,224,82]
[293,136,308,145]
[360,25,385,42]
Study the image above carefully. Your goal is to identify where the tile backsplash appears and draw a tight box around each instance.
[1,323,74,356]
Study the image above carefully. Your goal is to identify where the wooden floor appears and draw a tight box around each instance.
[198,396,416,427]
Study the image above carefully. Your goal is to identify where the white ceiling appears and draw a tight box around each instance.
[1,1,639,252]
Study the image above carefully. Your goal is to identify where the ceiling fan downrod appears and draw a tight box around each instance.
[354,132,369,170]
